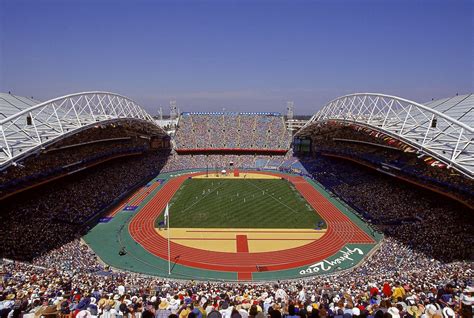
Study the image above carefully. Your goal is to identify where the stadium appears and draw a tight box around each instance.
[1,91,472,290]
[2,0,474,315]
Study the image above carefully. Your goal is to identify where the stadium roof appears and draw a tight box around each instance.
[423,93,474,124]
[298,93,474,178]
[0,93,42,118]
[0,91,164,168]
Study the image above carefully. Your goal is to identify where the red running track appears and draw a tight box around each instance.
[128,171,374,273]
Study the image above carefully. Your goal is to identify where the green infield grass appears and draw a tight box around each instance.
[155,178,325,229]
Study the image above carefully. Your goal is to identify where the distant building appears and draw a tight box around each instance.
[154,116,178,136]
[285,116,310,135]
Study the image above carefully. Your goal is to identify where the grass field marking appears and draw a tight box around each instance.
[157,178,325,229]
[243,178,300,216]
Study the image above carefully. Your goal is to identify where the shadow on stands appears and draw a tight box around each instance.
[296,154,474,263]
[0,149,171,262]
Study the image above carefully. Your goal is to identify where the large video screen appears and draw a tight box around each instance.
[293,137,311,153]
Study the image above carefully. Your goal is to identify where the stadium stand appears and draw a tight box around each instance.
[298,156,473,261]
[162,153,292,172]
[0,122,166,198]
[0,92,473,318]
[165,111,292,172]
[174,112,290,151]
[297,121,474,207]
[0,92,171,260]
[1,151,169,261]
[296,93,474,208]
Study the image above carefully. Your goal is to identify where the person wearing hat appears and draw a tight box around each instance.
[41,305,60,318]
[387,306,401,318]
[178,300,192,318]
[192,306,203,318]
[34,299,51,318]
[234,304,248,318]
[407,305,423,318]
[169,297,180,314]
[441,307,455,318]
[459,286,473,318]
[156,299,171,318]
[74,298,91,318]
[352,307,361,317]
[263,297,273,315]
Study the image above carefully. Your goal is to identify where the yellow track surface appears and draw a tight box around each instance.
[155,228,326,253]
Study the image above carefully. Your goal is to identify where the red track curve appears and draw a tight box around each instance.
[129,171,374,273]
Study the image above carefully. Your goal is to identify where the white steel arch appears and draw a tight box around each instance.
[299,93,474,178]
[0,91,162,167]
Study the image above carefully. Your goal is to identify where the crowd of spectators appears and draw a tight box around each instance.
[299,156,473,263]
[1,233,472,318]
[174,113,290,150]
[1,117,473,318]
[162,153,291,172]
[1,151,472,318]
[0,122,167,198]
[304,122,474,206]
[0,150,169,261]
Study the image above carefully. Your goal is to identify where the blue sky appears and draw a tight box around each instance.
[0,0,472,115]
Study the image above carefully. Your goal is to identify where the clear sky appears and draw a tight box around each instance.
[0,0,472,115]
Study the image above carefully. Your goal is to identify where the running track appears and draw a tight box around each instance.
[129,171,374,276]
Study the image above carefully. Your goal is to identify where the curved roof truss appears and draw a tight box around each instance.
[299,93,474,178]
[0,91,161,167]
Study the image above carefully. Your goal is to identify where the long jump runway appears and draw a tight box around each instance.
[128,171,375,279]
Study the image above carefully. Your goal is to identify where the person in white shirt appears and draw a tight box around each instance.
[219,302,233,318]
[274,284,288,305]
[297,286,306,303]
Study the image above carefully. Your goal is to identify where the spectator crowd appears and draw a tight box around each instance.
[1,115,473,318]
[162,153,293,172]
[1,151,169,261]
[1,121,167,198]
[1,234,472,318]
[174,113,290,151]
[303,121,474,206]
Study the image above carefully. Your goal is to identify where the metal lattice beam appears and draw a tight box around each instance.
[0,91,161,167]
[298,93,474,178]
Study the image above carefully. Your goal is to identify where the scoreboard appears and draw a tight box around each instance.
[293,137,312,154]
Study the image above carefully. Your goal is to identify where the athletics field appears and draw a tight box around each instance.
[83,170,381,281]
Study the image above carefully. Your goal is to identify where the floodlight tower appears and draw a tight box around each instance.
[170,99,177,120]
[286,101,294,119]
[158,106,163,120]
